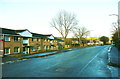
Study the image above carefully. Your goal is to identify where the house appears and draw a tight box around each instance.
[54,37,64,50]
[42,34,60,51]
[0,28,63,57]
[71,38,80,47]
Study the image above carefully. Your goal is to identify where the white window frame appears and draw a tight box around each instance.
[50,41,53,43]
[39,39,41,42]
[31,47,35,51]
[32,38,36,42]
[37,46,41,50]
[5,47,10,55]
[14,47,19,53]
[44,39,47,42]
[14,36,19,41]
[5,36,10,41]
[48,40,50,42]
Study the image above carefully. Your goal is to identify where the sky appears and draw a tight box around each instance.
[0,0,119,38]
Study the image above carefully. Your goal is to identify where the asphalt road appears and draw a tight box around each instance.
[2,45,112,77]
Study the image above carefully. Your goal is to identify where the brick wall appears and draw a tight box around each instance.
[5,36,22,54]
[29,38,42,53]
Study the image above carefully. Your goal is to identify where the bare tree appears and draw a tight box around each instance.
[111,22,118,34]
[112,22,120,49]
[50,10,78,46]
[72,26,90,45]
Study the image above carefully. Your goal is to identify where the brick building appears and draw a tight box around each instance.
[0,28,63,57]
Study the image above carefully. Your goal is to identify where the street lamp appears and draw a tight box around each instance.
[109,14,120,39]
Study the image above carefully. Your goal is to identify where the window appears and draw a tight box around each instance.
[5,48,10,55]
[32,38,36,41]
[44,39,49,42]
[32,38,34,41]
[44,46,46,49]
[5,36,10,41]
[39,39,41,42]
[37,46,41,50]
[44,39,47,42]
[47,46,49,50]
[48,40,50,42]
[37,38,39,41]
[14,47,19,53]
[31,47,35,51]
[50,41,53,43]
[23,38,28,44]
[14,37,19,41]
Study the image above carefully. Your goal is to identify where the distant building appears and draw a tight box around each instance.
[56,37,102,47]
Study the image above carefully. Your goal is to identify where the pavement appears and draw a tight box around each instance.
[107,45,120,77]
[2,46,87,64]
[2,51,55,63]
[2,48,74,63]
[107,45,120,67]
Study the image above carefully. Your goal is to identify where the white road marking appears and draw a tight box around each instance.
[107,46,112,63]
[78,51,100,75]
[108,46,112,52]
[1,63,4,65]
[77,46,109,76]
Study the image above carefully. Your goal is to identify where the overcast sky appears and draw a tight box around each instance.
[0,0,119,37]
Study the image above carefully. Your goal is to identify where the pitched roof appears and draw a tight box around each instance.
[15,29,29,33]
[54,37,64,42]
[41,34,54,39]
[44,34,52,36]
[0,28,17,35]
[1,28,56,39]
[42,34,52,37]
[31,33,45,38]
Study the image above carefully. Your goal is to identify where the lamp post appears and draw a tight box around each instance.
[109,14,120,39]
